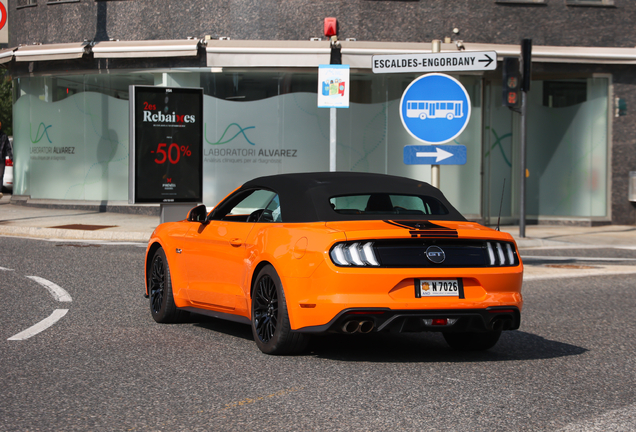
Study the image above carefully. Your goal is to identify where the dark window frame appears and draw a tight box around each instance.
[16,0,38,9]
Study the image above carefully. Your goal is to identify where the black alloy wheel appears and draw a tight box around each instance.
[253,273,278,344]
[149,247,186,323]
[251,265,309,355]
[150,252,166,315]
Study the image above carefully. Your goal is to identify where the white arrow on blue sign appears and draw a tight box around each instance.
[400,73,471,145]
[403,145,467,165]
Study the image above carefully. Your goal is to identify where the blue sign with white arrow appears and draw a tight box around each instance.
[399,73,471,144]
[403,145,467,165]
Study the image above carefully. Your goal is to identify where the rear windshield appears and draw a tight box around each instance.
[329,194,449,216]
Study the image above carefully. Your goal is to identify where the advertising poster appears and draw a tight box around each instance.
[317,64,350,108]
[130,86,203,203]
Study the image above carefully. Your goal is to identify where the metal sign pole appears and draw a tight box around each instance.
[519,91,527,238]
[330,107,337,171]
[431,39,441,188]
[519,39,531,238]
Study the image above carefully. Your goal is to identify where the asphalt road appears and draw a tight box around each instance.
[1,236,635,431]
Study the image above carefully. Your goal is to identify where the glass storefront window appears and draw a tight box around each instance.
[483,77,609,222]
[526,77,609,218]
[12,68,608,221]
[12,73,153,201]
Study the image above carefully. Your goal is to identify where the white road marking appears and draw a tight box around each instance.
[7,309,69,341]
[0,266,14,271]
[26,276,72,302]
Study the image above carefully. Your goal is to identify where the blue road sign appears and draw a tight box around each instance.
[400,73,471,144]
[403,145,467,165]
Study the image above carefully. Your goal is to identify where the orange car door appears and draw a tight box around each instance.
[181,220,254,310]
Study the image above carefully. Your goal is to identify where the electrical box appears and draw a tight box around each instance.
[629,171,636,202]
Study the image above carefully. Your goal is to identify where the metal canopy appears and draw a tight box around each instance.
[0,47,16,64]
[14,42,89,62]
[10,39,636,67]
[206,40,331,67]
[92,39,201,58]
[341,41,636,68]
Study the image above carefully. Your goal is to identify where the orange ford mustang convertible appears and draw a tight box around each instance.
[145,172,523,355]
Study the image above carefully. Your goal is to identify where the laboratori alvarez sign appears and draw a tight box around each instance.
[30,144,76,161]
[29,122,76,162]
[203,147,298,165]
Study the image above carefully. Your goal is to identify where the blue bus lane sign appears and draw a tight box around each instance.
[400,73,471,144]
[403,144,467,165]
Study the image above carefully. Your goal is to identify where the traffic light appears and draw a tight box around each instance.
[502,57,521,109]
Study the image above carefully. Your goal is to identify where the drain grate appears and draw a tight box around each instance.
[49,224,118,231]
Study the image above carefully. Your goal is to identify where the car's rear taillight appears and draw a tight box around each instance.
[330,242,380,267]
[486,242,518,266]
[5,157,12,167]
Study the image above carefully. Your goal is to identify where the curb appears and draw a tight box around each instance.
[514,238,580,249]
[9,195,161,216]
[0,226,152,242]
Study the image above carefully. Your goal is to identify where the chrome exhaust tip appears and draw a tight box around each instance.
[358,320,374,334]
[342,320,360,334]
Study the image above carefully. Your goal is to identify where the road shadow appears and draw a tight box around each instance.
[187,314,587,362]
[191,315,254,342]
[306,330,587,363]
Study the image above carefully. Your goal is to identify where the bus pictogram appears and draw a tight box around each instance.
[406,100,464,120]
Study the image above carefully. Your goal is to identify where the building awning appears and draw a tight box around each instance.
[11,39,636,67]
[206,40,331,67]
[92,39,201,58]
[14,42,89,62]
[340,41,636,68]
[463,42,636,64]
[0,47,16,64]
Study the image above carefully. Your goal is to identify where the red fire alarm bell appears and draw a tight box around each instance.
[324,17,338,38]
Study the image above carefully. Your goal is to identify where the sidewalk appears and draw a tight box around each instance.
[501,224,636,250]
[2,192,636,249]
[0,194,159,242]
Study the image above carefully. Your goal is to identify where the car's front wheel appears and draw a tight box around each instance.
[149,247,187,323]
[251,265,309,355]
[443,329,502,351]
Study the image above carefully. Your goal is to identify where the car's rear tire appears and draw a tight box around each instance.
[149,247,187,323]
[443,329,502,351]
[251,265,309,355]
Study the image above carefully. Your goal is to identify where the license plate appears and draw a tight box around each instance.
[417,279,460,297]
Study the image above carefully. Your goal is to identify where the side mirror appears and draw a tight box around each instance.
[186,204,208,222]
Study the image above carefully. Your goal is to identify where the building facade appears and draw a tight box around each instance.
[4,0,636,225]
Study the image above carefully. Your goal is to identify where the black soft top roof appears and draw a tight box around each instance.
[236,172,466,223]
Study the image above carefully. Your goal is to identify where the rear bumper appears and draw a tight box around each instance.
[283,262,524,330]
[296,306,521,334]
